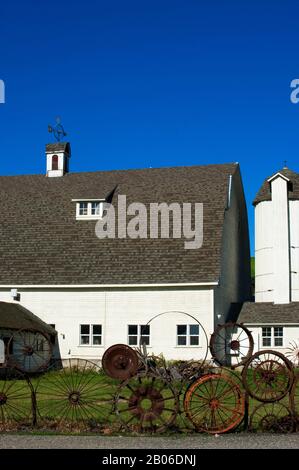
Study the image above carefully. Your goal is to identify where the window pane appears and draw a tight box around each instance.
[178,336,187,346]
[128,325,138,335]
[92,336,102,345]
[140,325,150,335]
[189,325,199,335]
[92,325,102,335]
[190,336,199,346]
[80,336,89,345]
[140,336,150,346]
[80,325,90,334]
[262,338,271,347]
[274,338,283,347]
[274,327,283,337]
[79,202,88,215]
[91,202,100,215]
[128,336,137,346]
[177,325,187,335]
[262,327,271,336]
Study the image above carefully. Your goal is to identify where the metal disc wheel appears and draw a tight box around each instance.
[0,367,33,428]
[7,329,52,374]
[35,358,115,430]
[115,372,179,433]
[184,373,245,434]
[242,350,294,402]
[102,344,139,380]
[249,402,295,433]
[209,322,254,368]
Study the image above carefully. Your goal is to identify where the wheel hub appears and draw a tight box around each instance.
[24,345,34,356]
[229,340,240,351]
[128,386,164,420]
[209,398,219,409]
[69,391,81,404]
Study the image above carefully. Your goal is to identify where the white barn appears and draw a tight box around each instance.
[0,142,251,361]
[239,167,299,356]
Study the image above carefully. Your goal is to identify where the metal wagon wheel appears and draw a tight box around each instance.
[183,372,245,434]
[7,329,52,374]
[290,374,299,430]
[102,344,139,380]
[249,402,295,433]
[0,367,33,428]
[209,322,254,368]
[35,358,115,431]
[115,371,179,433]
[242,350,294,403]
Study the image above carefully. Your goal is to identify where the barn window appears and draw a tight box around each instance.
[80,324,102,346]
[74,200,104,219]
[262,327,283,347]
[128,325,150,346]
[177,324,199,346]
[52,155,59,170]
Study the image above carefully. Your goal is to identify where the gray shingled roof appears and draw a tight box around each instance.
[238,302,299,324]
[0,302,56,334]
[0,162,239,285]
[254,167,299,205]
[46,142,70,154]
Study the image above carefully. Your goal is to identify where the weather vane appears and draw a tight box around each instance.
[48,116,67,142]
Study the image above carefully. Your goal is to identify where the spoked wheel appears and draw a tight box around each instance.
[35,359,115,430]
[7,329,52,374]
[0,367,33,428]
[102,344,139,380]
[242,350,294,402]
[184,373,245,434]
[209,322,254,368]
[290,374,299,430]
[115,372,179,433]
[249,403,295,433]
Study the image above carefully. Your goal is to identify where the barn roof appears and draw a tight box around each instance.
[0,302,56,334]
[0,161,241,285]
[253,167,299,206]
[238,301,299,324]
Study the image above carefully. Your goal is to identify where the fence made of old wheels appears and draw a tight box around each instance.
[35,358,115,431]
[249,402,295,433]
[184,372,245,434]
[114,371,179,433]
[0,367,33,428]
[7,329,52,374]
[102,344,139,380]
[242,350,294,402]
[290,374,299,430]
[209,322,254,369]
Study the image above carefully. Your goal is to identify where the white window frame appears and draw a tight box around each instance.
[127,324,151,347]
[73,199,105,220]
[176,324,200,347]
[79,324,103,346]
[262,326,284,348]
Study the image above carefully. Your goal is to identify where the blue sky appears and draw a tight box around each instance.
[1,0,299,252]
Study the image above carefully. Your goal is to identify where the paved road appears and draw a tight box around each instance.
[0,433,298,449]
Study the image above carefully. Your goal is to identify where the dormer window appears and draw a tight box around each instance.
[73,199,104,220]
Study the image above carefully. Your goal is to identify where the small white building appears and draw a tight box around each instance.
[0,141,251,361]
[239,168,299,356]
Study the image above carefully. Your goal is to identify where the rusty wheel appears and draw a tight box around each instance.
[249,402,295,433]
[102,344,139,380]
[35,358,115,430]
[285,341,299,367]
[7,329,52,374]
[184,372,245,434]
[242,350,294,402]
[290,374,299,429]
[209,322,254,368]
[115,372,179,433]
[0,367,33,427]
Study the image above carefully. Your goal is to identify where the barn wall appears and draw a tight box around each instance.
[242,324,299,357]
[0,287,214,361]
